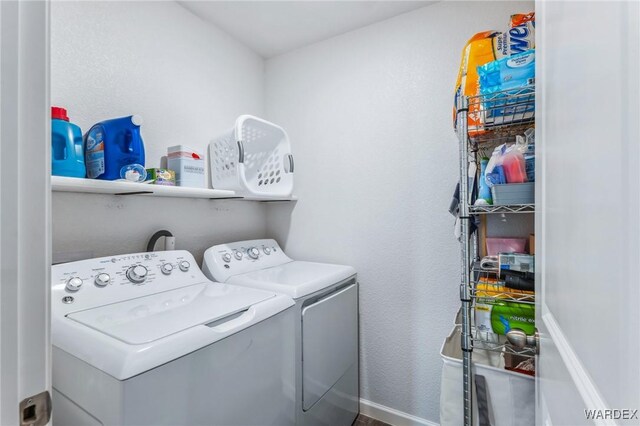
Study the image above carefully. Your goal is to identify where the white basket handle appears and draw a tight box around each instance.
[284,154,294,173]
[237,140,245,163]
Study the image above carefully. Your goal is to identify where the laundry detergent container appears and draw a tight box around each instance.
[209,115,294,198]
[440,326,534,426]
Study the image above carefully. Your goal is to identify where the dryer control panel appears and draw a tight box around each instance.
[202,239,292,282]
[51,250,209,316]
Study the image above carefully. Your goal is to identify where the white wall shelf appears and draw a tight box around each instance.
[51,177,297,201]
[51,176,239,199]
[242,195,298,202]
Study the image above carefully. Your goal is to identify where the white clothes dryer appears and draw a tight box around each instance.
[51,250,295,426]
[203,239,359,426]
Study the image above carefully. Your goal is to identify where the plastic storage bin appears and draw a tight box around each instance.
[486,237,527,256]
[440,326,534,426]
[209,115,294,198]
[168,145,205,188]
[491,182,534,205]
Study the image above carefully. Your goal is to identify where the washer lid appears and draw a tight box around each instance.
[228,261,356,299]
[67,283,274,344]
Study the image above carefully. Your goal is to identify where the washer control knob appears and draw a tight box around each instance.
[222,253,232,263]
[233,250,243,260]
[66,277,83,292]
[161,263,174,275]
[248,247,260,259]
[263,247,271,255]
[126,265,148,283]
[94,273,110,287]
[179,260,190,272]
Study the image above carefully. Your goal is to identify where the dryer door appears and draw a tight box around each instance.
[301,283,357,410]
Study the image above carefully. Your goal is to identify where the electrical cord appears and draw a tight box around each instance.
[146,230,174,252]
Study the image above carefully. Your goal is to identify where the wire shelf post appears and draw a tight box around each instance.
[457,95,473,426]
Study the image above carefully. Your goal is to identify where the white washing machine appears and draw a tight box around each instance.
[202,239,359,426]
[51,250,296,426]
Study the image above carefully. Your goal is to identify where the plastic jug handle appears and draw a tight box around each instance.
[132,128,143,155]
[124,130,134,153]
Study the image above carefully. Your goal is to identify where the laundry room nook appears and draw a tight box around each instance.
[1,1,639,426]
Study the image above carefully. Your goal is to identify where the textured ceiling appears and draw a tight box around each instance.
[180,1,435,57]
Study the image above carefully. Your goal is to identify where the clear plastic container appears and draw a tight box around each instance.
[502,150,527,183]
[167,145,205,188]
[486,237,527,256]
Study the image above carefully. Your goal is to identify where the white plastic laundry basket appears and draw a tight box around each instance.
[209,115,294,198]
[440,326,535,426]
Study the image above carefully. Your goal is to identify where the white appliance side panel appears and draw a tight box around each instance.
[299,363,359,426]
[53,307,296,426]
[52,390,103,426]
[302,284,358,411]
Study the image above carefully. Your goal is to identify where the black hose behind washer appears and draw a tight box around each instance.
[147,230,174,252]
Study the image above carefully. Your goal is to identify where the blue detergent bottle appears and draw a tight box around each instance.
[84,115,145,180]
[51,107,86,178]
[478,157,493,204]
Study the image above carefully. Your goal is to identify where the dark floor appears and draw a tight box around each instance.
[352,414,392,426]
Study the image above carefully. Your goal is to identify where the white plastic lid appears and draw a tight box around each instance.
[228,261,356,299]
[131,115,143,126]
[168,145,200,155]
[67,283,274,344]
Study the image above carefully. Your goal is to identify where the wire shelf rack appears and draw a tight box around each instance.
[466,85,535,145]
[471,262,535,304]
[469,203,535,215]
[472,282,535,304]
[470,267,536,358]
[471,331,536,358]
[455,83,537,425]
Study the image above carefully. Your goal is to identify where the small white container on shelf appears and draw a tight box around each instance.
[209,115,294,198]
[167,145,205,188]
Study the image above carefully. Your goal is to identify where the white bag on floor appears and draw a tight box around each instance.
[440,326,535,426]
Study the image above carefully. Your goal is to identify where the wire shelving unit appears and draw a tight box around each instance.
[455,85,536,426]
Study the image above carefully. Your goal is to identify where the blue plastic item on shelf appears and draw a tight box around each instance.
[477,50,535,124]
[85,115,145,180]
[51,107,86,178]
[478,157,493,204]
[478,49,535,94]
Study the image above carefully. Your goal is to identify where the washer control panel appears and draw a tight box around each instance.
[202,239,292,282]
[52,250,209,316]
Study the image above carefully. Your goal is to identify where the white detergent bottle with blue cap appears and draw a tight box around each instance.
[84,115,145,180]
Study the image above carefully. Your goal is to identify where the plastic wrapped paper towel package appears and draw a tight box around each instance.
[453,30,507,135]
[452,12,535,134]
[477,49,535,125]
[474,298,535,336]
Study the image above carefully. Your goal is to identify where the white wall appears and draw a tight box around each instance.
[536,1,640,424]
[265,1,533,422]
[51,1,268,262]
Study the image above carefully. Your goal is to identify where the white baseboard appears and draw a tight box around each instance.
[359,399,439,426]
